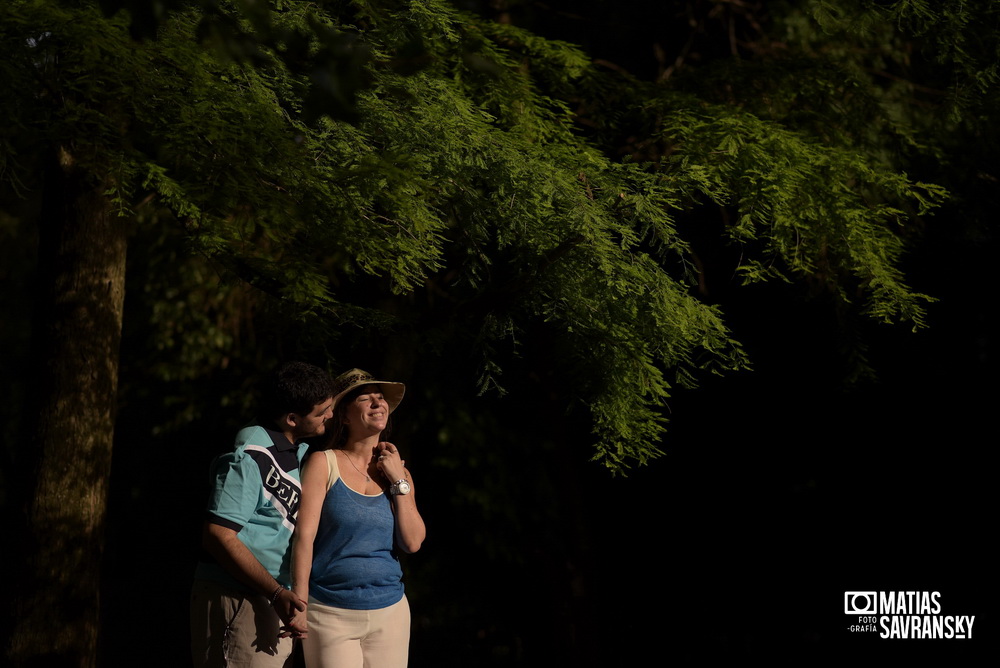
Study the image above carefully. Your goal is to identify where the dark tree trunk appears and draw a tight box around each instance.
[7,146,127,668]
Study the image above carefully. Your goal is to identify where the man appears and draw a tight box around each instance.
[191,361,335,667]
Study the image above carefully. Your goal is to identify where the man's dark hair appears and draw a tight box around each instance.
[259,361,334,422]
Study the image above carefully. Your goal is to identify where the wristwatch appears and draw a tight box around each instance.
[389,479,411,496]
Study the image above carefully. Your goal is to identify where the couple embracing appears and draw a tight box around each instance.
[191,362,425,668]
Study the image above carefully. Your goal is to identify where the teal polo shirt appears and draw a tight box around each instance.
[195,425,310,591]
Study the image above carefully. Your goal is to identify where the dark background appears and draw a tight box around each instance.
[99,203,995,666]
[4,0,995,665]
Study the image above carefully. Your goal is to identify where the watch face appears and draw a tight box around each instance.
[397,480,411,495]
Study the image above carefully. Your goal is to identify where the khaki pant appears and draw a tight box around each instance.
[191,579,294,668]
[302,595,410,668]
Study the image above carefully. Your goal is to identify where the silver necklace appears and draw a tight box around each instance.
[340,450,370,482]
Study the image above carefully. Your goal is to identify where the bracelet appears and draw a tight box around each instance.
[270,584,284,605]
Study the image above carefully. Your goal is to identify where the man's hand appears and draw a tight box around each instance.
[274,589,308,638]
[277,592,308,639]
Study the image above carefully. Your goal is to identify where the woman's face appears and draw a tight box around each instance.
[343,384,389,436]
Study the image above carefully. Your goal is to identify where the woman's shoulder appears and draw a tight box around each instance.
[302,448,333,469]
[302,448,340,490]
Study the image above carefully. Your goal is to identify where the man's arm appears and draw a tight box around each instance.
[201,522,305,626]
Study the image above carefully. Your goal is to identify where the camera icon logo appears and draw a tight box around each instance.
[844,591,878,614]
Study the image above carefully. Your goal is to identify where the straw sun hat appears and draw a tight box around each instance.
[330,368,405,413]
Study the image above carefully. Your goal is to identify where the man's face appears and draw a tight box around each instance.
[290,397,334,441]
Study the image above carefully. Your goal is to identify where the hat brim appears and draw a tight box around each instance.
[331,369,405,414]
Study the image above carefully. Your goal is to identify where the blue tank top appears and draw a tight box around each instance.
[308,451,404,610]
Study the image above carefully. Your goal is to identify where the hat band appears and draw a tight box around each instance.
[333,372,378,395]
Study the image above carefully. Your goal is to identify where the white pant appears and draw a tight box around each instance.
[302,595,410,668]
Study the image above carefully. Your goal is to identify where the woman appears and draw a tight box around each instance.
[290,369,426,668]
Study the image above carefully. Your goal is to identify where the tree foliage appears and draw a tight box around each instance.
[1,0,948,470]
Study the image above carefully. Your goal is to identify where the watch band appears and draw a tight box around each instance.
[390,479,411,495]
